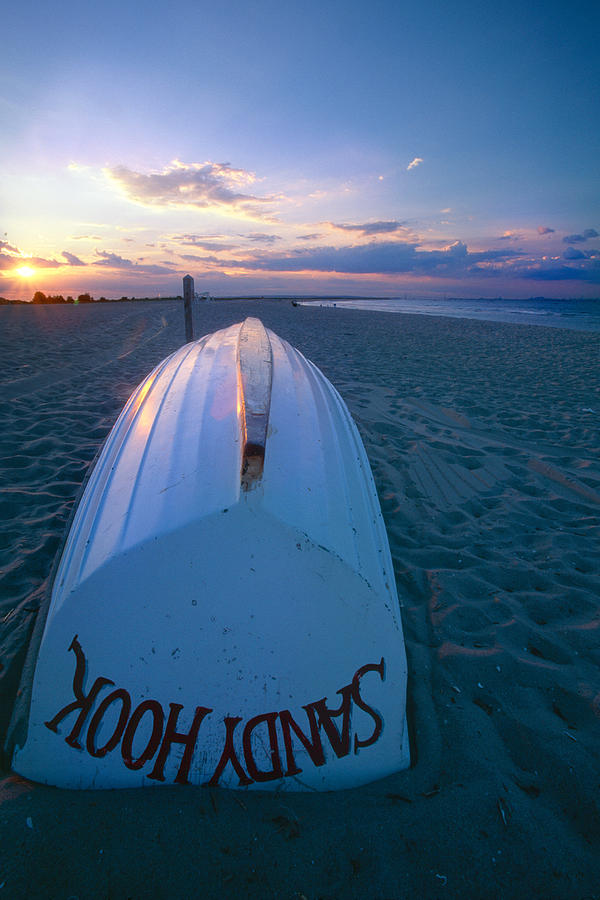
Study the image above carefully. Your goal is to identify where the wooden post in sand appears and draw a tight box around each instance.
[183,275,194,342]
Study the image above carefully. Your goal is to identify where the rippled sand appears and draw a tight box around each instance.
[1,300,599,898]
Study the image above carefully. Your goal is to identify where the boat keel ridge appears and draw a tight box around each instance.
[237,317,273,490]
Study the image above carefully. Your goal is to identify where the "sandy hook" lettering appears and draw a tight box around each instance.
[44,636,386,786]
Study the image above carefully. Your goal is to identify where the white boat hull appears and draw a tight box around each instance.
[11,319,409,790]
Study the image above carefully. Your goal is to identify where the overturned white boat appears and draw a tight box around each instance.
[11,318,409,790]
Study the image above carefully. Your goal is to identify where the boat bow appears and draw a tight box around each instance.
[10,318,409,790]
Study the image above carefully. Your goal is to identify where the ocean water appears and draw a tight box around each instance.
[301,297,600,332]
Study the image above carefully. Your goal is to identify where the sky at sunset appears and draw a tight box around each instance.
[2,0,599,300]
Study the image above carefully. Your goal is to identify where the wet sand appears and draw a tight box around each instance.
[1,299,599,898]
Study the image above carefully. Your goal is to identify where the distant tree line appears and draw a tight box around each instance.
[26,293,178,304]
[32,291,95,304]
[0,293,186,305]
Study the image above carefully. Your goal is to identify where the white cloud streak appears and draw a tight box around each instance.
[104,160,280,221]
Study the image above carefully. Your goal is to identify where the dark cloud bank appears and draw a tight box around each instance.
[189,238,600,284]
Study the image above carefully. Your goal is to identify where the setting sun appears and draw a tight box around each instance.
[17,265,36,278]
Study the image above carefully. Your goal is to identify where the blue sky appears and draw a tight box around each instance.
[2,0,599,299]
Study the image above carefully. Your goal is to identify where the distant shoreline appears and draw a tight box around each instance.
[2,294,597,306]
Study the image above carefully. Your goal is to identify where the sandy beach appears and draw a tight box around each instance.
[1,299,599,899]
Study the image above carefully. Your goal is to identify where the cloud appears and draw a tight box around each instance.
[0,239,29,269]
[209,239,522,276]
[407,157,424,171]
[170,234,237,251]
[0,253,17,270]
[105,160,280,220]
[0,254,63,271]
[245,242,422,274]
[563,228,598,243]
[537,226,555,235]
[297,233,322,241]
[180,253,221,264]
[245,233,282,244]
[468,247,524,262]
[171,230,282,250]
[62,250,85,266]
[27,256,62,268]
[329,220,407,236]
[94,250,175,274]
[521,263,600,282]
[94,251,135,268]
[563,247,586,260]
